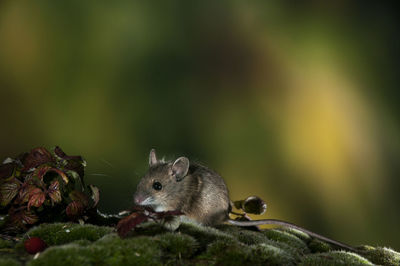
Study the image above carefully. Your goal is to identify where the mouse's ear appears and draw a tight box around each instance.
[172,157,189,182]
[149,149,158,166]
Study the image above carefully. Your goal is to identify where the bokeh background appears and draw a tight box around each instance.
[1,1,399,249]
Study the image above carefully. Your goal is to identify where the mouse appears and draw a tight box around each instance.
[133,149,356,252]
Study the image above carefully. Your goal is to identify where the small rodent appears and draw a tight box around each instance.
[133,149,356,251]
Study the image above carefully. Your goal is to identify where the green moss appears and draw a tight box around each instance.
[93,235,163,266]
[2,222,399,265]
[130,222,170,237]
[0,239,13,249]
[360,246,400,266]
[279,227,312,242]
[0,239,19,265]
[178,223,234,249]
[28,235,163,266]
[263,229,309,253]
[0,257,21,266]
[196,227,302,265]
[70,239,91,246]
[199,239,252,265]
[93,233,119,244]
[198,238,299,266]
[216,225,305,261]
[300,251,373,265]
[27,244,93,266]
[25,223,113,246]
[251,243,297,266]
[308,238,333,253]
[216,224,270,245]
[157,232,198,259]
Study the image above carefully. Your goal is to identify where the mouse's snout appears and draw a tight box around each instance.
[133,193,145,205]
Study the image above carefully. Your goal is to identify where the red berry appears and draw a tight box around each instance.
[24,237,47,254]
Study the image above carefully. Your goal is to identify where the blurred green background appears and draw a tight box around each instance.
[1,1,399,249]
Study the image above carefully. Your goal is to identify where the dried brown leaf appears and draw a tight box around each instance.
[116,212,148,237]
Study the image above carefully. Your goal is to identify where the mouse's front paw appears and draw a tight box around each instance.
[161,215,181,231]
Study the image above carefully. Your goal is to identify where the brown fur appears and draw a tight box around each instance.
[134,161,230,226]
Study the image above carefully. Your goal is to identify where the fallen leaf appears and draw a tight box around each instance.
[116,212,148,237]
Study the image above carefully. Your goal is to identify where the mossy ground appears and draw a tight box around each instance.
[1,222,399,265]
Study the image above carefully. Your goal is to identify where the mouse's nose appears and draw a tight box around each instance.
[133,194,144,205]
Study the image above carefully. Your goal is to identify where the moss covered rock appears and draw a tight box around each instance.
[0,238,13,249]
[1,222,399,265]
[22,223,113,246]
[0,257,21,266]
[300,250,373,265]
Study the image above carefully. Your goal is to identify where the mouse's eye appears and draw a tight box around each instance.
[152,181,162,191]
